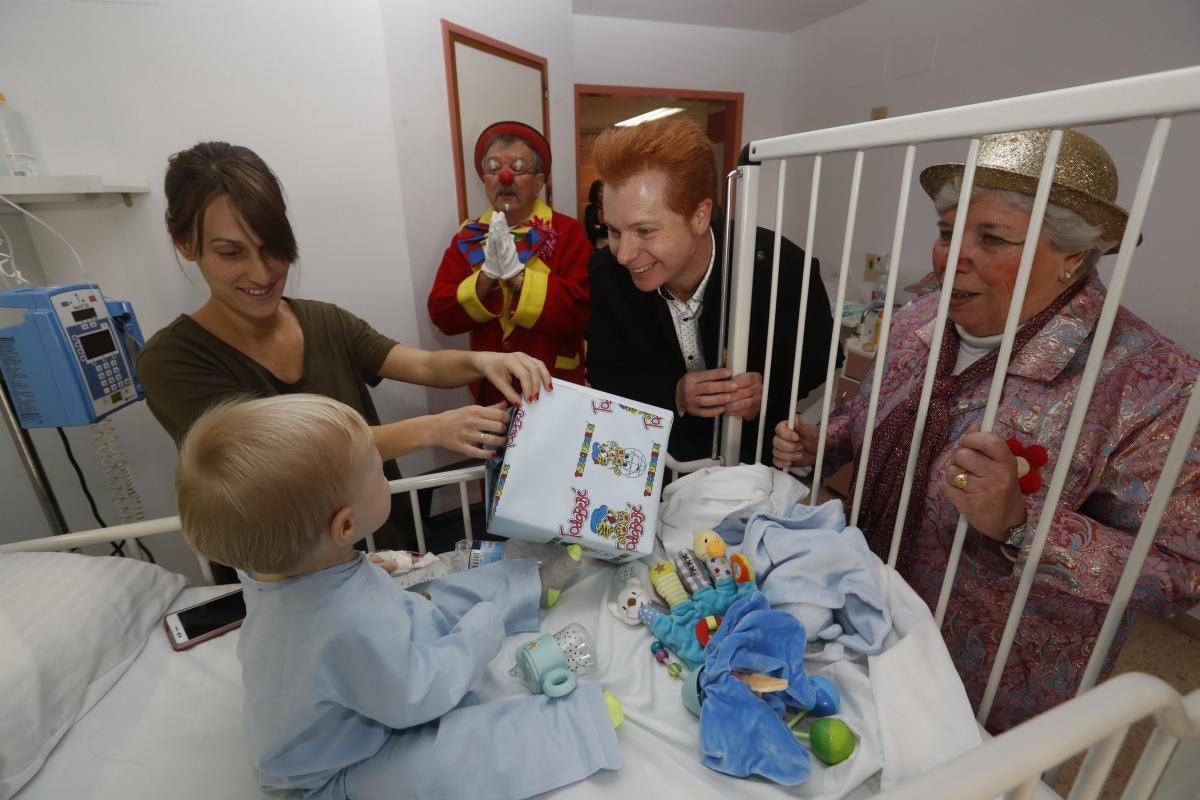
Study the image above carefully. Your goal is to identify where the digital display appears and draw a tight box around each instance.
[177,590,246,637]
[78,329,116,360]
[71,307,97,322]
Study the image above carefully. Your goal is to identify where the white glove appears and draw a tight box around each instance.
[482,211,523,281]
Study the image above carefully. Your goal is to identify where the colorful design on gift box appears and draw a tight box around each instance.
[559,486,591,538]
[590,439,647,478]
[589,503,646,551]
[591,399,614,414]
[643,443,661,496]
[507,405,526,448]
[619,403,665,430]
[491,465,510,511]
[574,424,597,477]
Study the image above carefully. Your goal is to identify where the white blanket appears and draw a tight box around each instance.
[21,556,979,800]
[659,464,809,558]
[869,565,983,789]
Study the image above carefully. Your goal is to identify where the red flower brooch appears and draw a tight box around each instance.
[530,216,558,260]
[1007,439,1049,494]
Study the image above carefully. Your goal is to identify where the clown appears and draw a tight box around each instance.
[428,120,591,405]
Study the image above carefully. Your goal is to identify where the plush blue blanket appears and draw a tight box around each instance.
[697,592,818,784]
[729,500,892,655]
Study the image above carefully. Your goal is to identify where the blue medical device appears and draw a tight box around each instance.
[0,284,144,428]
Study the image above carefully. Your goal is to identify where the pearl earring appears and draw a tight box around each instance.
[1061,270,1073,282]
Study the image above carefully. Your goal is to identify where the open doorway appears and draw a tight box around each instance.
[574,85,743,245]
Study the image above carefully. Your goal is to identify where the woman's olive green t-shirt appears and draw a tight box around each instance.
[136,298,397,447]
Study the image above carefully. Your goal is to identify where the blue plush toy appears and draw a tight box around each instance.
[697,592,819,784]
[637,532,757,669]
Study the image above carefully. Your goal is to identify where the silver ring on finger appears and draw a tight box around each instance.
[479,431,485,447]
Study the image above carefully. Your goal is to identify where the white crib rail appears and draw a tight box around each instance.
[932,128,1061,629]
[726,63,1200,734]
[873,673,1200,800]
[749,67,1200,159]
[0,465,487,580]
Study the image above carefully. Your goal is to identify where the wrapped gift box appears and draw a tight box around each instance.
[485,380,672,562]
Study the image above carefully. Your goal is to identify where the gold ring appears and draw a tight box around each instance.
[951,472,969,491]
[480,432,486,447]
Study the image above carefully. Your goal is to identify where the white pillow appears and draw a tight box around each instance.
[0,552,186,800]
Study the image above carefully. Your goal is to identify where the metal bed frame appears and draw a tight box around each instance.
[3,65,1199,799]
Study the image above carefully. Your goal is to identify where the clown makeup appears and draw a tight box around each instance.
[481,140,545,225]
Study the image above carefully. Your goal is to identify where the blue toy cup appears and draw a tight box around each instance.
[510,623,596,697]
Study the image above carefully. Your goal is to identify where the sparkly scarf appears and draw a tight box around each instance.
[851,280,1084,566]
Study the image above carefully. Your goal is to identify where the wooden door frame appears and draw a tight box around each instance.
[442,20,551,222]
[574,84,744,192]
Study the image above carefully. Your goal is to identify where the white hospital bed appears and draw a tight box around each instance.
[3,470,1194,800]
[4,483,962,800]
[5,66,1200,799]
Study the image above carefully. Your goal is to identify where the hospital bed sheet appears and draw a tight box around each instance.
[20,560,976,800]
[16,585,284,800]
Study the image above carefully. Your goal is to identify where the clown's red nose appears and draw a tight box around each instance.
[498,168,514,185]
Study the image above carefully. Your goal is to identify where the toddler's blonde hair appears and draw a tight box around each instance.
[175,394,375,574]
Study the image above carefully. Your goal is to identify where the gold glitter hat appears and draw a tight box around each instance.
[920,129,1134,254]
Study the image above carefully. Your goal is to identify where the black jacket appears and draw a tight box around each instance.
[584,203,605,246]
[587,223,838,465]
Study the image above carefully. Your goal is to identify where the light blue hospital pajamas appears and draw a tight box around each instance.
[238,555,621,800]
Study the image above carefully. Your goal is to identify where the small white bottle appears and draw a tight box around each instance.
[0,93,40,177]
[870,254,890,305]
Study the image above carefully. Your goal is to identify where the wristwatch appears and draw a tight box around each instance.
[1002,519,1029,549]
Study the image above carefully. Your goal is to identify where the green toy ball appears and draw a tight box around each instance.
[795,718,856,765]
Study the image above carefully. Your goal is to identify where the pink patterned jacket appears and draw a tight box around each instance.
[824,274,1200,731]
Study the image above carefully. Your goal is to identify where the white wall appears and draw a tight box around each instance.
[0,0,416,578]
[3,0,1198,576]
[0,0,582,570]
[780,0,1200,354]
[571,14,797,231]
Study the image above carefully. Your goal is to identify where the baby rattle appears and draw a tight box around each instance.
[786,676,856,766]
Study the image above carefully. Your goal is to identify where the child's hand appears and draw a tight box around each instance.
[369,551,421,575]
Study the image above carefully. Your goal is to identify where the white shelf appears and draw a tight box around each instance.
[0,175,149,208]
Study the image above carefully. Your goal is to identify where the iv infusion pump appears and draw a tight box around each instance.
[0,284,144,428]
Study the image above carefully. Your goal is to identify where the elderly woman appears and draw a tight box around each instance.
[773,129,1200,732]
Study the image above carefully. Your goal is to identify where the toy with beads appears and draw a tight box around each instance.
[729,552,755,584]
[693,530,725,559]
[649,561,690,608]
[694,615,722,648]
[673,549,713,594]
[693,530,738,583]
[790,718,856,765]
[785,675,856,765]
[650,639,685,680]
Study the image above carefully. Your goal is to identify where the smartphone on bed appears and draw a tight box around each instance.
[163,588,246,651]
